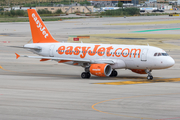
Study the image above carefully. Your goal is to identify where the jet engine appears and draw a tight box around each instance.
[131,69,147,74]
[90,64,112,77]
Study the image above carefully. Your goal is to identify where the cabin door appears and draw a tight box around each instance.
[141,49,148,61]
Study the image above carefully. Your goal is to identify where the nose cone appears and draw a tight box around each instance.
[166,57,175,68]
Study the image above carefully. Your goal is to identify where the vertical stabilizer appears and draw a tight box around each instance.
[27,9,59,43]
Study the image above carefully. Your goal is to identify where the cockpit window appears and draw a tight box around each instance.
[162,53,169,56]
[154,52,169,56]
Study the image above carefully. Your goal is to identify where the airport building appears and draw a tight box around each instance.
[36,5,93,13]
[88,0,132,7]
[3,4,93,13]
[87,0,140,7]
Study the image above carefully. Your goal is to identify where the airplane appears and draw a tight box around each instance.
[15,9,175,80]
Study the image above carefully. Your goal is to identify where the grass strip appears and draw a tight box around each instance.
[0,16,86,22]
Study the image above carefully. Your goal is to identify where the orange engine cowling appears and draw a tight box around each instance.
[90,64,112,77]
[131,69,147,74]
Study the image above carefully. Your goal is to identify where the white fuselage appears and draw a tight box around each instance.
[24,43,175,70]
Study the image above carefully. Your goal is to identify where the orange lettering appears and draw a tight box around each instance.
[88,45,100,56]
[97,47,105,56]
[115,48,122,57]
[130,49,141,58]
[122,48,129,57]
[65,46,73,55]
[80,47,91,58]
[73,46,81,55]
[58,45,141,59]
[106,46,113,57]
[58,46,65,54]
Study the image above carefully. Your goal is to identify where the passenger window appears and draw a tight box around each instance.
[158,53,161,56]
[154,53,157,56]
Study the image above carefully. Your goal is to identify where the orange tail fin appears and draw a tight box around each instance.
[27,9,59,43]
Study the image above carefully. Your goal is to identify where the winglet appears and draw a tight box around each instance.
[15,53,20,59]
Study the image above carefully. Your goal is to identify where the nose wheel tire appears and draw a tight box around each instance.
[109,70,118,77]
[147,75,153,80]
[81,72,91,79]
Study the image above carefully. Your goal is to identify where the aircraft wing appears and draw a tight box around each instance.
[91,60,114,64]
[15,53,114,64]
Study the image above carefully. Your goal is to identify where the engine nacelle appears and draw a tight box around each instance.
[90,64,112,77]
[131,69,147,74]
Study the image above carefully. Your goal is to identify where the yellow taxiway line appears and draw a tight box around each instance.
[94,78,180,85]
[0,65,18,73]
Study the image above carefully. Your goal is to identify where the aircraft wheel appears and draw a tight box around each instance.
[81,72,91,79]
[113,70,118,77]
[86,72,91,79]
[81,72,87,79]
[110,70,118,77]
[147,75,153,80]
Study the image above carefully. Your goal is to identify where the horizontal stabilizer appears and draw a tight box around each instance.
[15,53,20,59]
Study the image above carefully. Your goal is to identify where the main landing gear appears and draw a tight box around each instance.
[81,72,91,79]
[109,69,118,77]
[146,69,153,80]
[81,66,91,79]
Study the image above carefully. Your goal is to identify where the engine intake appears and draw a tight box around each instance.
[90,64,112,77]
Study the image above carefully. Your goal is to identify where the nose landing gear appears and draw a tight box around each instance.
[145,69,153,80]
[147,75,153,80]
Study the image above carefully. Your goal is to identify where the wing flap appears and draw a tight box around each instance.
[92,60,114,64]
